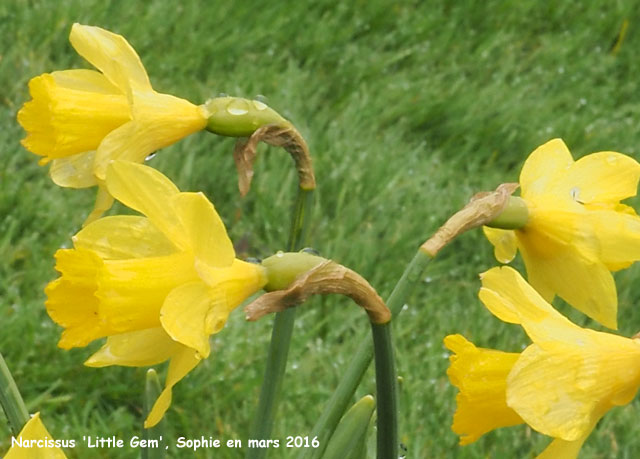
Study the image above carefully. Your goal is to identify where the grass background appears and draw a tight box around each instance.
[2,0,640,457]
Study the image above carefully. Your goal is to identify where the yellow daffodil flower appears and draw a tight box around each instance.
[5,413,67,458]
[45,161,267,426]
[18,23,208,222]
[445,266,640,458]
[484,138,640,328]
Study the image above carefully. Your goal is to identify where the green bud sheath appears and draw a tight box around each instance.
[485,196,529,230]
[204,96,290,137]
[261,251,326,291]
[321,395,375,459]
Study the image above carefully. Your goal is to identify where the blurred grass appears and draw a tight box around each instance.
[1,0,640,457]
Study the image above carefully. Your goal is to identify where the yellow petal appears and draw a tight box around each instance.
[444,334,523,445]
[586,209,640,270]
[85,328,180,367]
[144,345,201,428]
[479,266,595,345]
[519,139,573,198]
[49,151,97,188]
[482,226,517,263]
[18,70,129,159]
[557,151,640,204]
[97,252,198,333]
[5,412,67,459]
[537,433,591,459]
[518,236,618,329]
[479,266,554,325]
[83,185,115,226]
[507,340,640,441]
[74,215,175,259]
[160,281,218,358]
[93,92,207,179]
[105,161,185,248]
[69,23,151,94]
[171,192,235,268]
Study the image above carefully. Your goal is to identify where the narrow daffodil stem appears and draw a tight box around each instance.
[142,369,165,459]
[300,249,432,459]
[0,352,29,436]
[371,323,398,459]
[247,188,314,459]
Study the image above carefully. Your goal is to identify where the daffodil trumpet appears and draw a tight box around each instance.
[483,138,640,329]
[446,266,640,458]
[45,160,268,427]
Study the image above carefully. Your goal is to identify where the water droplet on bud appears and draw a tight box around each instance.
[226,99,250,116]
[252,100,267,111]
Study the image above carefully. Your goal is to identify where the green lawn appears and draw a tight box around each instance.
[2,1,640,457]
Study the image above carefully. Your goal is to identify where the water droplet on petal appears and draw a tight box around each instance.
[570,186,580,201]
[145,153,157,161]
[255,94,268,104]
[218,92,228,98]
[607,155,618,165]
[276,250,284,258]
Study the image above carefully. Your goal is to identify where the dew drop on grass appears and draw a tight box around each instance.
[402,304,409,311]
[424,276,432,283]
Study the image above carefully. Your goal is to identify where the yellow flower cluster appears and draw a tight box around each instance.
[46,161,267,427]
[447,140,640,458]
[15,23,277,431]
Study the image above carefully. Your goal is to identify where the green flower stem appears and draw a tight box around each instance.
[287,188,314,251]
[300,249,432,459]
[0,352,29,436]
[142,369,165,459]
[247,188,314,459]
[371,322,397,459]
